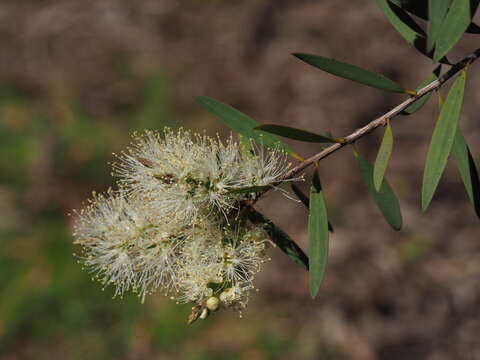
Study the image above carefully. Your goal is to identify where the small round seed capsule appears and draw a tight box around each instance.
[205,296,220,311]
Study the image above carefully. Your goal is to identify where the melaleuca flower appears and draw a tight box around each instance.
[73,190,142,297]
[74,190,271,312]
[221,227,268,286]
[112,128,290,224]
[236,145,291,188]
[173,223,225,303]
[73,126,288,321]
[73,189,184,300]
[173,224,269,313]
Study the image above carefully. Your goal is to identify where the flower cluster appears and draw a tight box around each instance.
[73,128,290,321]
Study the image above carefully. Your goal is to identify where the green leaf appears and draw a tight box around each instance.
[247,209,309,269]
[378,0,426,42]
[389,0,480,34]
[422,70,466,211]
[355,153,403,230]
[238,134,255,157]
[293,53,406,93]
[308,170,329,298]
[194,96,297,157]
[427,0,450,52]
[228,185,272,194]
[377,0,452,62]
[255,124,336,143]
[291,183,334,232]
[377,0,429,53]
[374,122,394,192]
[434,0,472,62]
[452,128,480,217]
[402,65,441,115]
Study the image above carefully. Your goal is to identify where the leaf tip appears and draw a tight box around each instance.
[292,53,308,61]
[421,197,430,213]
[393,221,403,231]
[193,95,208,105]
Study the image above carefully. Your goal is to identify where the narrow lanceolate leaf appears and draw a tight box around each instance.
[422,71,466,211]
[434,0,472,62]
[228,185,272,194]
[377,0,451,62]
[452,128,480,218]
[377,0,426,44]
[355,153,403,230]
[389,0,480,34]
[402,65,441,115]
[194,96,297,157]
[247,209,309,269]
[291,183,334,232]
[293,53,406,93]
[308,170,329,298]
[255,124,336,143]
[374,122,394,192]
[427,0,450,53]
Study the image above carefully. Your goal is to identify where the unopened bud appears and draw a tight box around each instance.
[205,296,220,311]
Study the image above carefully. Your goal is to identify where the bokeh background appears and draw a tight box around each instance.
[1,1,480,359]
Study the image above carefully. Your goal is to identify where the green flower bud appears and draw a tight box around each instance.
[205,296,220,311]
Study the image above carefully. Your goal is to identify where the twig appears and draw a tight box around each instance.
[257,47,480,199]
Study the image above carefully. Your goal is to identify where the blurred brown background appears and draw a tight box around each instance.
[1,1,480,359]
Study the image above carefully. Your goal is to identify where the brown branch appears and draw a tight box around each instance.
[256,47,480,199]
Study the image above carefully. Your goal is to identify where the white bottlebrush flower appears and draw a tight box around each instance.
[217,226,269,311]
[173,222,270,312]
[174,223,225,303]
[221,227,268,286]
[73,190,183,300]
[132,221,187,301]
[236,143,292,188]
[73,190,143,297]
[73,127,286,320]
[73,189,271,312]
[112,128,290,224]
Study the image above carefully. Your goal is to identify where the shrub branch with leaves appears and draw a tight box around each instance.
[73,0,480,323]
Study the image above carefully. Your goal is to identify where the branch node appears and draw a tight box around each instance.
[333,137,347,144]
